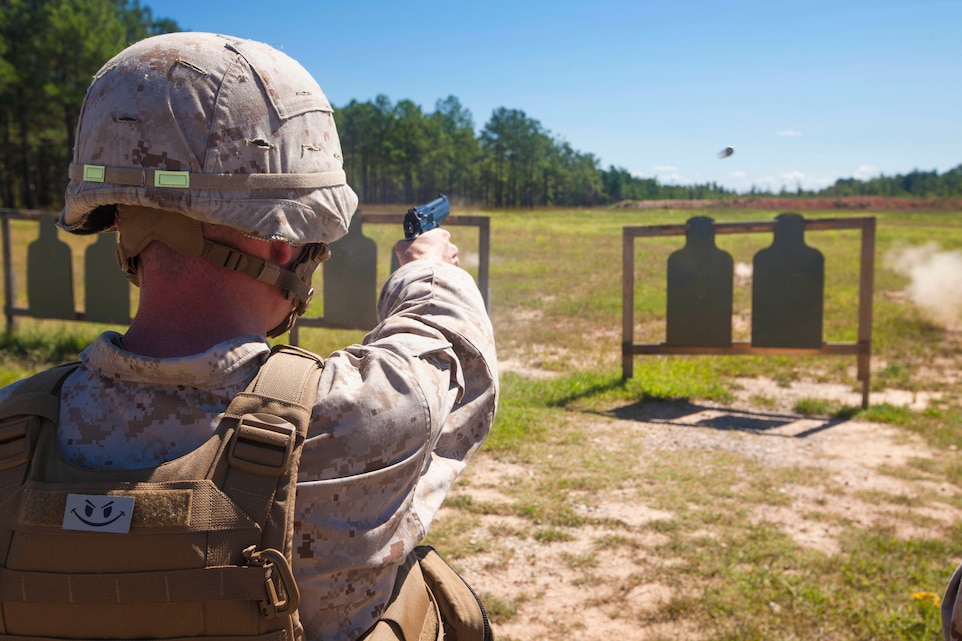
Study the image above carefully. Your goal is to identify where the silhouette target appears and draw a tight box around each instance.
[751,213,824,348]
[27,217,74,320]
[323,214,378,329]
[85,233,130,324]
[666,216,733,346]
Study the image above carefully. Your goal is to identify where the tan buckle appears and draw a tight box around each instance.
[227,413,296,476]
[245,546,301,618]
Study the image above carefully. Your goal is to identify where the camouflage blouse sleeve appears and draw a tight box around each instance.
[292,261,497,639]
[373,260,499,521]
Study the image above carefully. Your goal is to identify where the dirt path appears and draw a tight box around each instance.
[436,380,961,640]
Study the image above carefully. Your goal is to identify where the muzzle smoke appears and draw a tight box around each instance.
[734,261,753,284]
[885,243,962,328]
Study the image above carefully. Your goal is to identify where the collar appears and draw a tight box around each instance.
[81,331,271,389]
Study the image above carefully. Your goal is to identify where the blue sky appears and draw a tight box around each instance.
[148,0,959,194]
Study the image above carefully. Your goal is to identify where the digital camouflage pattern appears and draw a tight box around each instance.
[60,32,358,246]
[0,261,498,641]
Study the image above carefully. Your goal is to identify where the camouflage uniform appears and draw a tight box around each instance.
[1,31,496,641]
[0,260,497,641]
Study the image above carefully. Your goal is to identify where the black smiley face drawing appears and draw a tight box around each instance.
[71,498,126,528]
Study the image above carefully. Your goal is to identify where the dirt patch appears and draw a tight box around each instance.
[730,376,943,412]
[441,376,961,640]
[497,357,562,380]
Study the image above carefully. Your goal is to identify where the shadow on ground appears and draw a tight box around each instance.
[607,399,847,438]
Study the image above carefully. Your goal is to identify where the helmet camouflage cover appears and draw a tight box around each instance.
[61,31,358,245]
[60,32,358,336]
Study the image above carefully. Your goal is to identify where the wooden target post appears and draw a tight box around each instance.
[1,208,490,344]
[290,210,490,342]
[622,215,876,408]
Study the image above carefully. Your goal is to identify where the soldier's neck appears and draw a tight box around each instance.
[121,284,272,358]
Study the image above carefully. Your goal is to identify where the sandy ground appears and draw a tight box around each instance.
[436,376,961,640]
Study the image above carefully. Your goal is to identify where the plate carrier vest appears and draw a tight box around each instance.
[0,345,491,641]
[0,346,323,641]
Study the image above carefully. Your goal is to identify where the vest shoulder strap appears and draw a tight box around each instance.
[226,345,323,430]
[217,345,324,557]
[0,363,79,480]
[0,363,79,424]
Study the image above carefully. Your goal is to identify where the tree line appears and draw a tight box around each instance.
[336,96,740,207]
[336,95,962,206]
[1,1,959,211]
[818,166,962,199]
[0,0,178,210]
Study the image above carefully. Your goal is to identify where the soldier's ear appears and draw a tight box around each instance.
[270,241,295,268]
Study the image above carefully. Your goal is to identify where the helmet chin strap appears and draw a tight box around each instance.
[116,205,330,338]
[267,242,330,337]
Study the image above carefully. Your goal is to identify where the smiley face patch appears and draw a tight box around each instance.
[63,494,135,533]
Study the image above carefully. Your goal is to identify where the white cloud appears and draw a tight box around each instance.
[780,170,807,183]
[777,170,837,191]
[731,170,836,193]
[632,166,840,194]
[776,129,803,137]
[650,165,682,184]
[854,164,879,180]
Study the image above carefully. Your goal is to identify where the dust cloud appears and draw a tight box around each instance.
[734,261,753,285]
[886,243,962,328]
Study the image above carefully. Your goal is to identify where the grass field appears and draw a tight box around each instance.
[1,205,961,639]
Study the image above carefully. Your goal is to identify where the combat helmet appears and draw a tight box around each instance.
[60,31,359,336]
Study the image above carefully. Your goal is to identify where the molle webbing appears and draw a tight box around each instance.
[0,565,272,605]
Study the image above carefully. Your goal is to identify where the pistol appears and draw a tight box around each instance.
[403,193,450,240]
